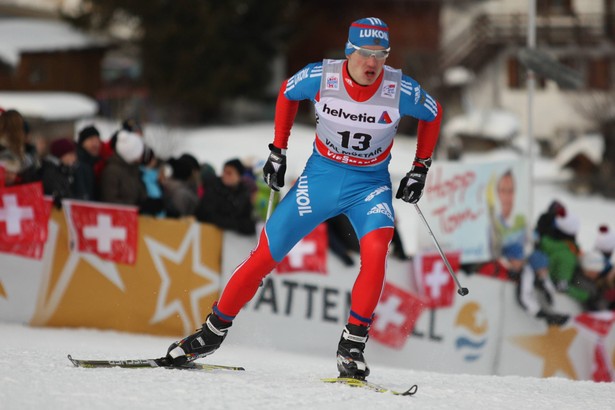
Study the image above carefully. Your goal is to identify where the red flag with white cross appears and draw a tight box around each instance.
[574,311,615,382]
[0,182,50,259]
[275,223,328,274]
[414,251,461,308]
[63,199,139,265]
[371,282,426,349]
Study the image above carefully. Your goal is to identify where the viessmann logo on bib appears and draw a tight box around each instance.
[321,103,376,123]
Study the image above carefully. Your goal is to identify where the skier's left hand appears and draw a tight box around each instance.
[396,157,431,204]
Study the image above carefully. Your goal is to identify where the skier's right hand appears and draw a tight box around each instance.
[263,143,287,191]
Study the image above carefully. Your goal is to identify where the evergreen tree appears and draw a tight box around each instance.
[71,0,302,122]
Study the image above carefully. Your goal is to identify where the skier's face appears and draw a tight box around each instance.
[346,45,387,86]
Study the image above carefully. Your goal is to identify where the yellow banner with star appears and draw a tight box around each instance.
[19,209,223,337]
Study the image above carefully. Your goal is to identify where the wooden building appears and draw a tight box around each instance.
[0,18,110,99]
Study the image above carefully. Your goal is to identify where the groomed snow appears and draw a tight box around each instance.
[1,322,613,410]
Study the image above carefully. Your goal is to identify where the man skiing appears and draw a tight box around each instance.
[165,17,441,380]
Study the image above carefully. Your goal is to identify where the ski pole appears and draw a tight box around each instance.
[266,188,275,221]
[414,204,469,296]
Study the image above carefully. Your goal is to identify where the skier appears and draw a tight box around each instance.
[165,17,442,380]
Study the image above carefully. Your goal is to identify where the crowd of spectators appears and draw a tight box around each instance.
[492,198,615,325]
[0,110,260,237]
[4,110,611,314]
[0,109,411,266]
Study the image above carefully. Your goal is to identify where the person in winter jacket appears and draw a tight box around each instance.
[539,208,598,308]
[160,154,200,218]
[195,158,256,235]
[580,225,615,310]
[516,248,569,326]
[73,125,102,201]
[99,130,147,208]
[0,109,40,183]
[140,145,165,217]
[40,137,78,207]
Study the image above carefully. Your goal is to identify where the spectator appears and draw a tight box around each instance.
[140,145,165,217]
[32,134,49,162]
[195,158,256,235]
[96,118,143,179]
[199,162,216,198]
[40,138,78,207]
[538,208,598,308]
[21,118,41,183]
[99,130,147,208]
[200,162,216,183]
[0,150,21,187]
[581,225,615,309]
[534,200,565,245]
[73,125,102,201]
[501,242,527,281]
[161,155,199,217]
[122,118,143,135]
[517,249,569,326]
[0,109,40,183]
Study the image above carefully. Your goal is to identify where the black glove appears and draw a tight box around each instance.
[395,157,431,204]
[262,143,287,191]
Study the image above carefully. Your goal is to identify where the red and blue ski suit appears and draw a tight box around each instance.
[215,59,441,327]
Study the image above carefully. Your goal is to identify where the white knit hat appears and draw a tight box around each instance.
[594,225,615,253]
[554,211,580,236]
[581,250,605,272]
[116,130,144,163]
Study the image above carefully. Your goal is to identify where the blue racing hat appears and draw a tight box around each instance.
[345,17,390,55]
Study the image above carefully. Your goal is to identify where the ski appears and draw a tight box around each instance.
[67,355,245,371]
[321,377,418,396]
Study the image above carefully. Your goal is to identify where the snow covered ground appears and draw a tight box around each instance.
[1,322,614,410]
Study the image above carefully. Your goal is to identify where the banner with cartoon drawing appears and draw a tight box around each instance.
[418,160,529,263]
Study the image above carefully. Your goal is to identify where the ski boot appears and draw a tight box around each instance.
[166,313,232,366]
[336,323,370,380]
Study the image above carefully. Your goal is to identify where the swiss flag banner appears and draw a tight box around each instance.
[574,311,615,382]
[63,199,139,265]
[414,251,461,308]
[592,342,614,382]
[275,223,327,274]
[371,282,426,349]
[0,182,50,259]
[0,196,53,259]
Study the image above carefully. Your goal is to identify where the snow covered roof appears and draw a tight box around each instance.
[443,109,520,141]
[0,18,107,66]
[555,133,604,167]
[0,91,98,120]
